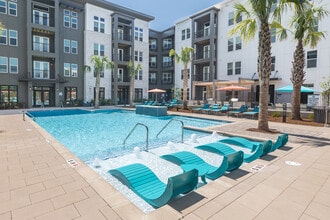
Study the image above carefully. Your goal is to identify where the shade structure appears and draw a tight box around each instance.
[147,88,166,102]
[216,85,249,91]
[276,85,315,93]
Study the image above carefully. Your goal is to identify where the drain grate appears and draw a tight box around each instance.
[251,164,265,172]
[67,159,79,167]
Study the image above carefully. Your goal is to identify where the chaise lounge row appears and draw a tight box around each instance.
[109,133,288,208]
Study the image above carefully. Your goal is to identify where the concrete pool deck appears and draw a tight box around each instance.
[0,108,329,219]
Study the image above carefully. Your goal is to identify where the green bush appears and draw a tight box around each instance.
[308,113,314,120]
[271,112,281,117]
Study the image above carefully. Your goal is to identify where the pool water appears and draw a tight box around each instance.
[28,109,229,162]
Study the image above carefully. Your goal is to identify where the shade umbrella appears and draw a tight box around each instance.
[147,88,166,102]
[276,85,315,93]
[216,85,249,101]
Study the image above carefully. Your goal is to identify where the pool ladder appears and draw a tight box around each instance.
[123,123,149,151]
[156,119,184,143]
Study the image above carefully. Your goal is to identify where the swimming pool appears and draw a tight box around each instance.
[27,108,230,162]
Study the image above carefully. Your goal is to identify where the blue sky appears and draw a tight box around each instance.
[108,0,223,31]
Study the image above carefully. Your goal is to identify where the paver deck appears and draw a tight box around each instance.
[0,108,329,219]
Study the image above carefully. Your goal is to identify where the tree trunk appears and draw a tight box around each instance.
[95,72,100,109]
[130,76,134,107]
[183,64,188,109]
[291,39,305,120]
[257,22,271,131]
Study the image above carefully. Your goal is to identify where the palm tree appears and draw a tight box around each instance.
[229,0,281,132]
[286,0,328,120]
[127,60,142,107]
[84,55,114,109]
[169,47,194,110]
[0,21,3,33]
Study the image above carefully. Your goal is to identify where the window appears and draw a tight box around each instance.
[9,57,18,73]
[65,87,77,101]
[204,22,210,36]
[134,27,143,41]
[33,10,49,26]
[181,69,190,80]
[149,56,157,68]
[135,88,143,101]
[228,12,234,26]
[64,9,78,29]
[228,38,234,52]
[235,61,241,75]
[186,28,191,39]
[71,40,77,54]
[312,18,318,32]
[162,56,172,67]
[94,16,105,33]
[94,87,105,100]
[64,10,70,28]
[33,61,49,79]
[271,28,276,43]
[93,66,104,78]
[93,43,104,56]
[203,45,210,59]
[163,38,172,50]
[235,36,241,50]
[135,69,142,80]
[0,0,6,14]
[0,85,17,103]
[134,51,138,61]
[203,66,209,81]
[149,72,156,84]
[8,1,16,16]
[227,62,233,75]
[149,39,157,50]
[307,50,317,68]
[64,39,70,53]
[33,36,49,52]
[71,64,78,77]
[118,68,124,82]
[139,52,143,62]
[0,29,7,45]
[271,56,275,72]
[0,56,8,73]
[182,29,186,40]
[64,63,70,77]
[162,72,172,84]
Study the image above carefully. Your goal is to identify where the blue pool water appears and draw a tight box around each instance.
[28,109,229,162]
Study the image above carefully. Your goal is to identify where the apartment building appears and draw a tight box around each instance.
[0,0,153,108]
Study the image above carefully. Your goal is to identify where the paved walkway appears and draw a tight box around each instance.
[0,109,329,219]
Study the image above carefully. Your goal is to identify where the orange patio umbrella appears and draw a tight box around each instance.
[147,88,166,102]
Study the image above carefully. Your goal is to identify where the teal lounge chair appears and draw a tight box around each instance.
[202,104,220,114]
[109,163,198,208]
[195,142,244,171]
[160,151,228,182]
[192,103,211,113]
[219,136,273,156]
[242,106,259,119]
[228,105,249,117]
[211,104,230,114]
[270,133,289,152]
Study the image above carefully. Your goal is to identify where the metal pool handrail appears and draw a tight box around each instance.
[156,119,184,143]
[23,111,35,121]
[123,123,149,152]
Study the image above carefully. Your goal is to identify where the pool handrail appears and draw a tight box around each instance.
[23,111,35,121]
[123,123,149,152]
[156,119,184,143]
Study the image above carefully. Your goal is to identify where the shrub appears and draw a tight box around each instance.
[271,112,281,117]
[308,113,314,120]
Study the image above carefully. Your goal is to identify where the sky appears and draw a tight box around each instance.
[108,0,224,31]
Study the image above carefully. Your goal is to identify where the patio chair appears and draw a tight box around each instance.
[109,163,198,208]
[270,133,289,152]
[192,103,211,113]
[195,142,244,171]
[242,106,259,119]
[160,151,228,182]
[219,136,273,156]
[202,104,220,114]
[228,105,249,117]
[211,104,230,115]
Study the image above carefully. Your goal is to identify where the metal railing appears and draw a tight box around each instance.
[156,119,184,143]
[123,123,149,151]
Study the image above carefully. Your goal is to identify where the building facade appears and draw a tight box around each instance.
[1,0,329,108]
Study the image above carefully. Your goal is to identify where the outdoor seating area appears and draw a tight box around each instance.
[109,133,289,208]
